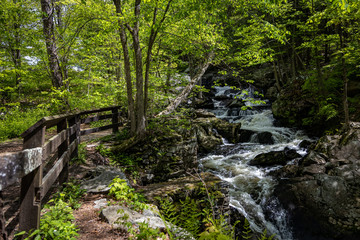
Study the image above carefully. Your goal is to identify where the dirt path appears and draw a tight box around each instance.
[73,194,128,240]
[0,139,22,154]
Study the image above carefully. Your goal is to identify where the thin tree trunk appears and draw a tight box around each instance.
[113,0,136,136]
[144,0,172,116]
[144,24,156,118]
[131,0,146,139]
[339,26,350,130]
[157,51,214,117]
[55,2,69,84]
[40,0,63,88]
[165,58,171,93]
[315,48,326,97]
[272,61,281,92]
[10,0,21,87]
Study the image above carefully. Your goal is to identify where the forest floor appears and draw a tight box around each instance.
[1,130,130,239]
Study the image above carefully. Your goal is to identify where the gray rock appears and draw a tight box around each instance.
[249,148,300,167]
[249,151,288,166]
[255,131,274,144]
[93,198,108,209]
[81,166,128,193]
[100,204,195,239]
[274,122,360,238]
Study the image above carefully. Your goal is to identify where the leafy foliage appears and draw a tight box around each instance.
[53,180,87,209]
[0,106,49,141]
[15,200,78,240]
[108,177,148,211]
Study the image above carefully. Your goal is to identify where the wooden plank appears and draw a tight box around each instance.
[0,191,7,240]
[40,139,78,198]
[79,106,120,116]
[112,108,119,133]
[68,124,77,136]
[81,113,113,124]
[19,126,45,232]
[42,130,67,161]
[68,115,80,160]
[0,148,42,191]
[21,106,121,139]
[43,113,77,129]
[57,119,68,186]
[80,123,121,136]
[20,118,46,139]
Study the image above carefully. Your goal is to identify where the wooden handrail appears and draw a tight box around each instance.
[0,105,123,239]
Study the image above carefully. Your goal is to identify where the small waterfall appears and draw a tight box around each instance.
[201,86,310,240]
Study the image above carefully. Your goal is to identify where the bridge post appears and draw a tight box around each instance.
[68,115,80,160]
[58,118,69,185]
[0,191,7,240]
[19,126,45,233]
[112,107,119,133]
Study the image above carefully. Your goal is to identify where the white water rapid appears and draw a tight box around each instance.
[200,86,310,240]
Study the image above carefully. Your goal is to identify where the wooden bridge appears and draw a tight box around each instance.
[0,106,123,239]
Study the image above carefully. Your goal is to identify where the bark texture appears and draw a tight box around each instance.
[40,0,63,88]
[113,0,136,135]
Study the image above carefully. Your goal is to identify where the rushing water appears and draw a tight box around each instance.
[200,86,310,240]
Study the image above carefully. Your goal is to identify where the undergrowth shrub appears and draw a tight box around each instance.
[158,187,276,240]
[54,180,86,209]
[71,143,87,165]
[108,177,147,211]
[0,106,49,141]
[15,181,85,239]
[15,200,78,240]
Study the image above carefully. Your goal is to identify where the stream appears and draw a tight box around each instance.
[200,86,311,240]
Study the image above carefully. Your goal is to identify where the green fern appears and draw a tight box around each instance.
[242,218,253,239]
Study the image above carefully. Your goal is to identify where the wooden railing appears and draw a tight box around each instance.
[0,106,122,239]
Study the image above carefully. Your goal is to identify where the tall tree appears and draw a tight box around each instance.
[40,0,64,88]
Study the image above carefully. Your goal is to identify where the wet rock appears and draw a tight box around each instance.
[284,147,302,159]
[195,124,222,152]
[226,99,245,108]
[238,129,255,142]
[210,118,242,143]
[269,164,300,178]
[194,117,242,144]
[249,151,288,166]
[255,131,274,144]
[249,148,300,167]
[274,122,360,239]
[299,139,312,149]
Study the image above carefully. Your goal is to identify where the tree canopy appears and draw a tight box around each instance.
[1,0,359,139]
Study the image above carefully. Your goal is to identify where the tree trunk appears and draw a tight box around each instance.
[157,51,214,117]
[40,0,63,88]
[131,0,146,139]
[55,2,69,84]
[272,61,281,92]
[10,0,21,87]
[144,7,157,117]
[113,0,136,136]
[144,0,172,116]
[339,26,350,130]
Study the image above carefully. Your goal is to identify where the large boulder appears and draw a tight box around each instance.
[193,116,242,145]
[274,122,360,239]
[249,148,301,167]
